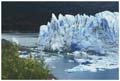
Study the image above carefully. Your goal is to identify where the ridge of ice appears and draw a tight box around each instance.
[38,11,118,53]
[38,11,118,72]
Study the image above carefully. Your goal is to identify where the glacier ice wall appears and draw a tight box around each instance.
[38,11,118,53]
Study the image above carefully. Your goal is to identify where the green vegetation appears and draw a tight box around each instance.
[2,39,50,79]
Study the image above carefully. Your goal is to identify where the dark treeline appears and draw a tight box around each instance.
[2,2,118,32]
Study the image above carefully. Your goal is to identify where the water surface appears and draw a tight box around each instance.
[2,33,119,80]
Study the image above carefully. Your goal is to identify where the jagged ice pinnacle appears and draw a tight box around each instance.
[38,11,118,54]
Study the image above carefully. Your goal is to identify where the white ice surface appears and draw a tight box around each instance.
[38,11,118,54]
[65,51,118,72]
[38,11,118,72]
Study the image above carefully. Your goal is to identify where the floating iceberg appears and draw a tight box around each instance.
[65,52,118,72]
[38,11,118,54]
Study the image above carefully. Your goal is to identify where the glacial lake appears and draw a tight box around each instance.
[2,33,119,80]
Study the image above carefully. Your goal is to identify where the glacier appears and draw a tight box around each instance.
[38,11,118,53]
[38,11,118,72]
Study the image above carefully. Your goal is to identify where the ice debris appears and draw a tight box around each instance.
[65,51,118,72]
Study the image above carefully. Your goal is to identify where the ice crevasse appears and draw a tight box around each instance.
[38,11,118,54]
